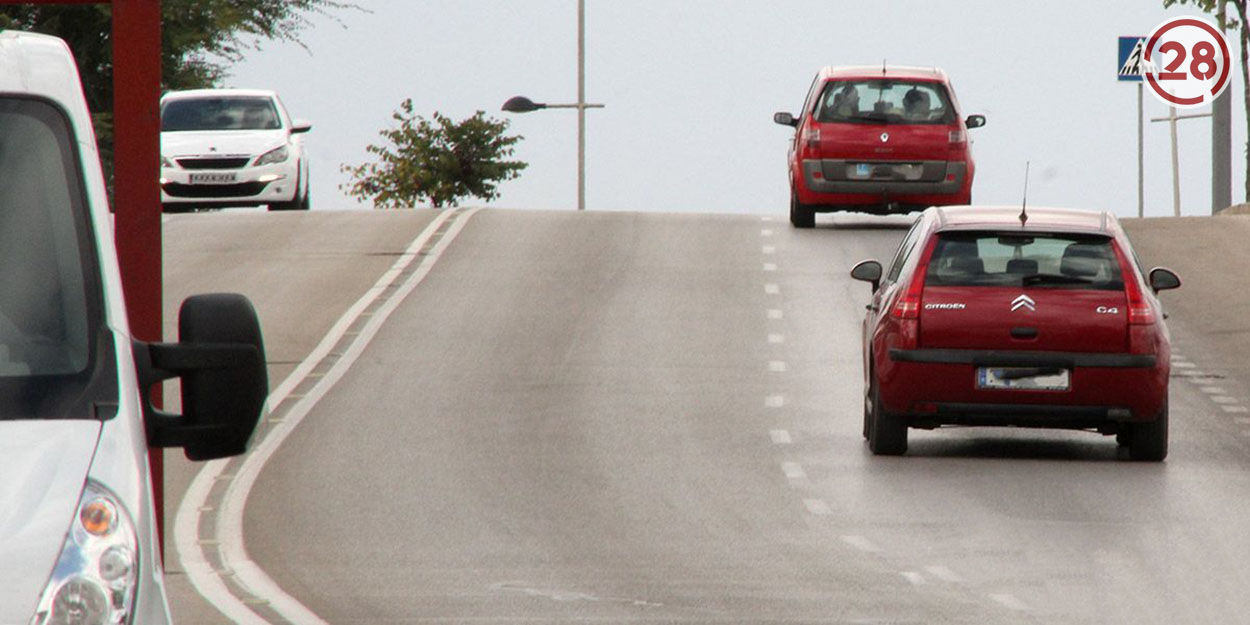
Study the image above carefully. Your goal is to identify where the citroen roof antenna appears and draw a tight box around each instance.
[1019,161,1031,227]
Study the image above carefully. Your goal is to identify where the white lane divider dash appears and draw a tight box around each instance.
[990,594,1030,611]
[768,333,785,344]
[1200,387,1226,394]
[841,535,880,552]
[762,245,776,255]
[761,229,774,237]
[781,462,807,480]
[767,309,784,320]
[763,263,777,272]
[765,394,785,408]
[924,565,964,583]
[804,499,832,515]
[764,283,780,295]
[1173,361,1197,368]
[1224,406,1250,414]
[1212,396,1238,404]
[770,429,793,444]
[900,571,927,586]
[769,360,788,373]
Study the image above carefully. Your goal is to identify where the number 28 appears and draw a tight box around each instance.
[1158,40,1219,81]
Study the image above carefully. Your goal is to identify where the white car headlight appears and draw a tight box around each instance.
[254,145,290,166]
[29,481,138,625]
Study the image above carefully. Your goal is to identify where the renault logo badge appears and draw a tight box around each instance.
[880,132,889,143]
[1011,294,1035,312]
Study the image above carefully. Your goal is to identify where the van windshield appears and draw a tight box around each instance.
[924,232,1124,290]
[815,79,955,125]
[0,97,114,419]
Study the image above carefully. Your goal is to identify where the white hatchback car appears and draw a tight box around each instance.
[1,32,267,623]
[159,88,312,211]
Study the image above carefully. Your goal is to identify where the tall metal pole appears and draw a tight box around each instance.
[1213,0,1233,213]
[1169,106,1181,216]
[577,0,586,211]
[1138,82,1144,218]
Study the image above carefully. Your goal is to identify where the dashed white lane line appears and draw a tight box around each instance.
[764,283,780,295]
[767,309,784,320]
[1224,406,1250,413]
[1200,386,1227,394]
[1173,361,1197,368]
[765,394,785,408]
[900,572,927,586]
[762,245,776,255]
[768,333,785,344]
[925,565,965,583]
[991,594,1030,611]
[841,535,880,552]
[763,263,777,272]
[1234,417,1250,425]
[804,499,832,515]
[761,216,773,222]
[781,462,807,480]
[1211,396,1238,404]
[769,360,788,373]
[761,228,774,237]
[770,429,793,444]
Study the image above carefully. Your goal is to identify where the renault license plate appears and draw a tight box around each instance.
[977,367,1070,391]
[188,172,237,184]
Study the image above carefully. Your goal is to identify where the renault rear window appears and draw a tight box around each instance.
[815,80,954,124]
[924,232,1124,290]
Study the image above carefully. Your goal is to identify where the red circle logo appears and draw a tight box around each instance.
[1144,17,1232,108]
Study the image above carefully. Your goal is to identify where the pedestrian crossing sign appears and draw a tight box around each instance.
[1119,36,1146,81]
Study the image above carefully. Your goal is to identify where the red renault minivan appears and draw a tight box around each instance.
[775,66,985,228]
[850,206,1180,461]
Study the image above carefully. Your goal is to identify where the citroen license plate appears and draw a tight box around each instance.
[188,172,237,184]
[977,367,1070,391]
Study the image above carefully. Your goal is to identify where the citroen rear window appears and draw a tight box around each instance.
[924,232,1124,290]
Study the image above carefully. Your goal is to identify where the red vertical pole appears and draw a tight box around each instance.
[111,0,164,552]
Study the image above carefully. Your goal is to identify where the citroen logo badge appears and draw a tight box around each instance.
[1011,294,1035,312]
[880,132,889,143]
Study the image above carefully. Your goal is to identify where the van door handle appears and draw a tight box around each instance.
[1010,327,1038,339]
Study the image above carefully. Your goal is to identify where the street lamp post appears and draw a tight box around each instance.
[501,0,604,211]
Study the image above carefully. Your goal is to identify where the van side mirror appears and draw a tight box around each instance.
[851,259,883,292]
[1149,267,1181,293]
[774,112,798,127]
[135,293,268,461]
[966,114,986,129]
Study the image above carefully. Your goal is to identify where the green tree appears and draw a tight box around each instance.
[1163,0,1249,201]
[341,100,528,208]
[0,1,357,175]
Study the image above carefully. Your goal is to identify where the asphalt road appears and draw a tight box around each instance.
[163,209,1250,624]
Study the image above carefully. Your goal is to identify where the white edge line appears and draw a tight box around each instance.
[175,207,467,624]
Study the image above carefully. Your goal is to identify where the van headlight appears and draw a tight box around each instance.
[30,481,138,625]
[254,145,289,166]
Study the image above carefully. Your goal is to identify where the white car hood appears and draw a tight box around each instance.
[0,420,101,622]
[161,129,286,158]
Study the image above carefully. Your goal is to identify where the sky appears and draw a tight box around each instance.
[224,1,1243,218]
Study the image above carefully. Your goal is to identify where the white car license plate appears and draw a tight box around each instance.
[977,367,1070,391]
[188,172,238,184]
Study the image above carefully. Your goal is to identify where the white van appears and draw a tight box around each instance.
[0,31,267,623]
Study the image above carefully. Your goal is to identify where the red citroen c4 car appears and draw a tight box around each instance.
[850,206,1180,460]
[775,66,985,228]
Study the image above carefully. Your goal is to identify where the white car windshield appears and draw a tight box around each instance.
[161,96,282,131]
[0,97,114,418]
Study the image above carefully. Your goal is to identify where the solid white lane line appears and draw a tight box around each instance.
[781,462,807,479]
[924,565,965,583]
[177,208,473,625]
[768,333,785,344]
[770,430,792,444]
[841,535,880,552]
[804,499,832,515]
[765,394,785,408]
[991,594,1030,611]
[769,360,788,373]
[764,283,780,295]
[767,309,783,320]
[900,571,927,586]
